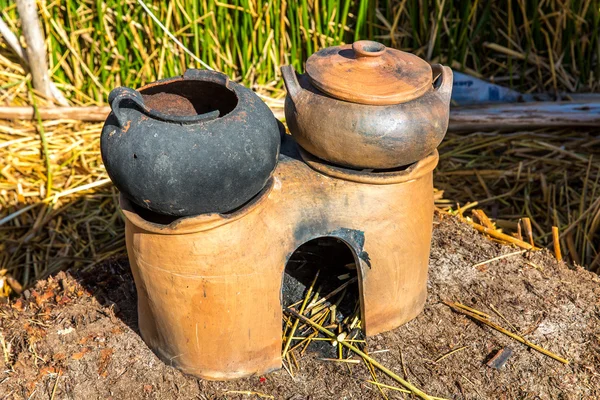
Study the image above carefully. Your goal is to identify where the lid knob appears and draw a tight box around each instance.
[352,40,386,58]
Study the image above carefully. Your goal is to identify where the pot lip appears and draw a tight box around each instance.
[120,177,274,234]
[299,147,439,184]
[133,70,244,125]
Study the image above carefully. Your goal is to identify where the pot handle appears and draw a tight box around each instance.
[108,83,220,126]
[108,87,146,128]
[431,64,453,104]
[281,65,302,100]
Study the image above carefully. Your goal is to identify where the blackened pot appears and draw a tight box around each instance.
[101,69,280,217]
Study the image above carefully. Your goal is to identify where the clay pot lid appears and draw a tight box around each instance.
[305,40,433,105]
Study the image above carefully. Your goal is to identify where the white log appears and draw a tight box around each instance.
[448,101,600,131]
[15,0,54,103]
[0,106,110,121]
[0,102,597,133]
[0,14,69,106]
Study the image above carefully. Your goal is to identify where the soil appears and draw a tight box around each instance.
[1,213,599,399]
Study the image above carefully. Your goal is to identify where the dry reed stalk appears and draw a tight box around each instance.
[471,250,527,268]
[552,226,562,262]
[522,218,534,246]
[285,307,434,400]
[443,301,569,364]
[434,346,468,363]
[489,304,520,334]
[467,220,535,250]
[282,271,319,358]
[452,302,491,319]
[319,358,360,364]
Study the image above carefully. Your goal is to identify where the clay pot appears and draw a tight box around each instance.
[282,40,453,169]
[101,69,280,217]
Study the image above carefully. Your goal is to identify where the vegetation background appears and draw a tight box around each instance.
[0,0,598,106]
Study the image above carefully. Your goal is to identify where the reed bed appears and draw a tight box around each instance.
[0,0,598,106]
[0,0,364,103]
[376,0,600,94]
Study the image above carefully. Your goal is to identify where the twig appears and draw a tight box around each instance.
[443,301,569,364]
[399,346,408,381]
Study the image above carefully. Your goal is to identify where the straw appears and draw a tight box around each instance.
[443,301,569,364]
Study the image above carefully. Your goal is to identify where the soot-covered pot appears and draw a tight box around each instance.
[282,40,452,169]
[101,69,280,217]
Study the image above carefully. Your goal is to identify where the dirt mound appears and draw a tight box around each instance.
[1,214,599,399]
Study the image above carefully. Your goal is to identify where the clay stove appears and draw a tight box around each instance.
[103,41,453,380]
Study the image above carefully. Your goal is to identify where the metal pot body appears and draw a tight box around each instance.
[282,65,452,169]
[101,70,280,216]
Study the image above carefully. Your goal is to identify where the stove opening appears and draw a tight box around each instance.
[282,237,363,358]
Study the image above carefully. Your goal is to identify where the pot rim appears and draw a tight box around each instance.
[120,177,274,234]
[299,147,439,185]
[134,69,241,125]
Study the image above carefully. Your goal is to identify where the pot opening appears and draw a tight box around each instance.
[359,41,385,53]
[140,80,238,118]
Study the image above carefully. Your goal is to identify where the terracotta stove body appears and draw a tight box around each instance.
[108,40,453,380]
[121,137,438,380]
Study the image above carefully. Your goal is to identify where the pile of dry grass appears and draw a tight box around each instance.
[0,119,122,291]
[1,119,598,297]
[0,1,598,293]
[435,128,600,272]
